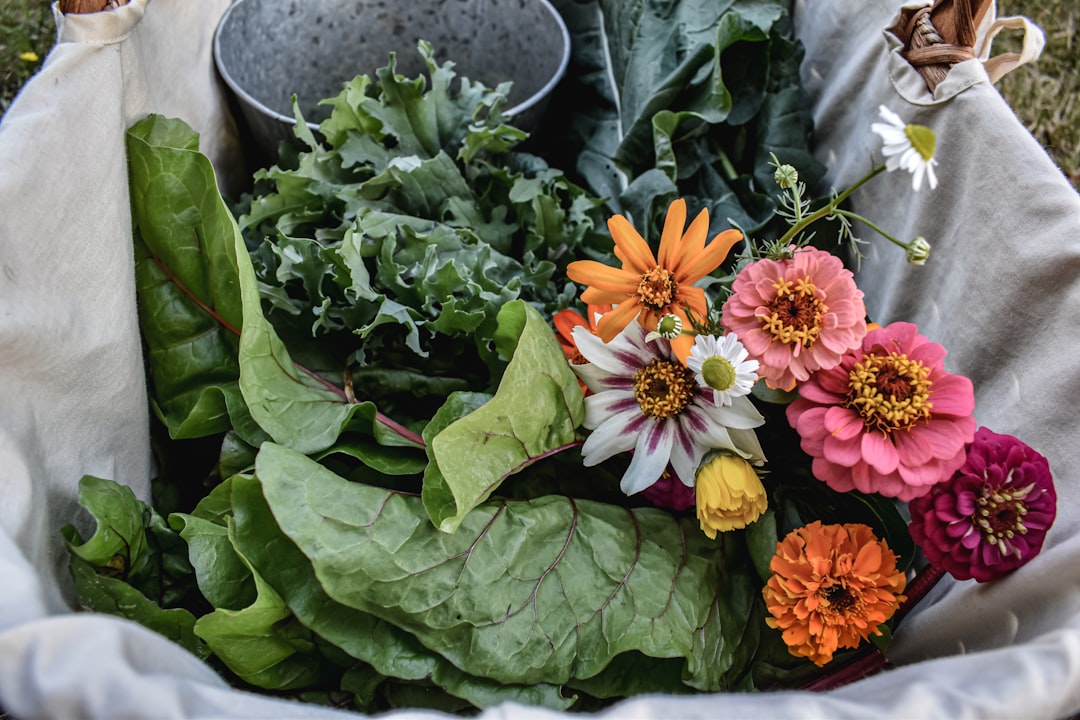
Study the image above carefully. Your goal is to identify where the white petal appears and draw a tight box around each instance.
[911,162,925,191]
[580,406,644,464]
[582,389,638,429]
[667,413,712,482]
[622,422,674,494]
[698,395,765,430]
[877,105,905,128]
[727,427,767,465]
[573,326,648,375]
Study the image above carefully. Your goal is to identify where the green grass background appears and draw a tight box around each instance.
[1,0,1077,185]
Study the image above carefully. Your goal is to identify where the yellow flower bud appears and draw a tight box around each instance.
[695,454,768,538]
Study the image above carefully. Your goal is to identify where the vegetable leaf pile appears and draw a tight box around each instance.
[60,0,879,713]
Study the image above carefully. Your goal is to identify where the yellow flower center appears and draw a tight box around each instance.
[701,356,736,392]
[760,276,826,348]
[637,267,678,311]
[975,483,1033,557]
[633,359,696,419]
[846,352,932,433]
[904,124,937,162]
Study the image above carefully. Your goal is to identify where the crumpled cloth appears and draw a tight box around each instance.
[2,0,1079,717]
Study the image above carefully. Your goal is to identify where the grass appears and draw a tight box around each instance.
[0,0,52,115]
[997,0,1080,186]
[0,1,1076,176]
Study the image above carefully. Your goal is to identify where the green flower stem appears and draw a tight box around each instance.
[776,165,886,247]
[789,179,805,224]
[832,209,910,253]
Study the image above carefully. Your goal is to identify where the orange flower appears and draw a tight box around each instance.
[552,304,611,364]
[566,199,742,361]
[763,521,906,667]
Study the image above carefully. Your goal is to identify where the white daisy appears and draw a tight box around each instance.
[685,333,759,407]
[871,105,939,191]
[571,322,765,496]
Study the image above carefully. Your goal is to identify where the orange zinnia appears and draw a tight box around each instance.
[566,199,742,361]
[552,304,611,365]
[763,521,906,667]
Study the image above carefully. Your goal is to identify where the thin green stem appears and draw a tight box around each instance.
[776,165,886,246]
[833,209,909,252]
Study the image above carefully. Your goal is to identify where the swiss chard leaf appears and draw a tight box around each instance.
[542,0,821,241]
[255,443,757,690]
[228,474,574,711]
[192,520,333,691]
[127,116,250,440]
[422,300,585,533]
[67,554,209,660]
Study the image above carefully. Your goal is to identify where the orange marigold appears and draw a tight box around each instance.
[566,198,742,362]
[763,521,906,667]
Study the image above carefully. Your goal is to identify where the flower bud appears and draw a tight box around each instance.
[646,313,684,343]
[773,163,799,189]
[695,454,768,538]
[906,236,931,265]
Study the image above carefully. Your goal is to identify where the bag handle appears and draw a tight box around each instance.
[976,14,1046,83]
[892,0,1044,91]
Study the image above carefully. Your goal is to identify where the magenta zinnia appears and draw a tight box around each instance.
[721,247,867,391]
[908,427,1056,583]
[786,322,976,501]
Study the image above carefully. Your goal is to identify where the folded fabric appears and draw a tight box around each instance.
[1,0,1078,717]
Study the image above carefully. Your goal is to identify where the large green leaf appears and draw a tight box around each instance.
[422,300,584,533]
[127,115,248,440]
[255,443,757,690]
[68,555,209,660]
[228,474,574,711]
[192,521,331,691]
[543,0,821,239]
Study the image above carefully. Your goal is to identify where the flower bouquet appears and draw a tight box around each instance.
[59,2,1058,714]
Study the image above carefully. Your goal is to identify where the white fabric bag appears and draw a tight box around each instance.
[2,0,1079,717]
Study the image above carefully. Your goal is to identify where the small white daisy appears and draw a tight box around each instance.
[685,333,759,407]
[571,322,765,495]
[871,105,939,191]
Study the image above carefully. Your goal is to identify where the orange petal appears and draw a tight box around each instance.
[566,260,640,293]
[608,214,655,274]
[677,286,709,320]
[676,228,743,283]
[595,300,642,342]
[670,329,695,363]
[672,207,710,274]
[552,308,588,341]
[656,198,687,270]
[586,304,614,332]
[581,287,631,305]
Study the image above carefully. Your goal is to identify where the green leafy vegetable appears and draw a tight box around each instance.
[423,300,585,533]
[239,40,606,427]
[542,0,823,241]
[254,442,760,691]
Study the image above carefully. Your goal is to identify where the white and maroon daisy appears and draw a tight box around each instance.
[571,321,765,496]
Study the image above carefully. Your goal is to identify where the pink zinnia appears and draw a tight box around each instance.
[786,322,976,501]
[908,427,1056,583]
[721,247,867,391]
